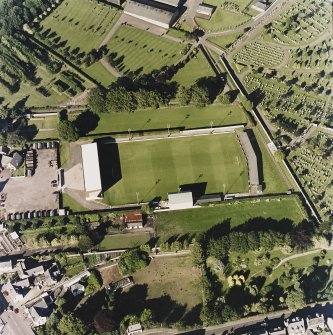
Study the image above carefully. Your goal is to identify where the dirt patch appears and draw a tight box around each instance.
[99,265,123,286]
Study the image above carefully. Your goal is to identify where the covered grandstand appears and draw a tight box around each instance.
[237,131,262,194]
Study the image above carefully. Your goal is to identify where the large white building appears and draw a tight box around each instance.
[168,191,193,210]
[81,143,102,200]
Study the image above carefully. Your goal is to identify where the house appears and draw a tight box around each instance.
[168,191,193,210]
[9,231,20,241]
[284,318,306,335]
[306,315,326,332]
[124,212,143,229]
[196,3,215,19]
[126,323,143,335]
[5,152,23,171]
[1,155,12,168]
[2,279,31,303]
[251,0,268,13]
[81,143,102,200]
[27,294,54,327]
[17,260,45,279]
[0,260,14,274]
[124,0,180,29]
[269,327,287,335]
[70,283,85,297]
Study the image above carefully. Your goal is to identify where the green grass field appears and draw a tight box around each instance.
[171,49,215,87]
[208,33,242,50]
[89,104,248,135]
[40,0,120,53]
[156,195,308,242]
[103,133,248,205]
[84,61,116,87]
[98,233,150,250]
[62,193,88,212]
[106,25,185,75]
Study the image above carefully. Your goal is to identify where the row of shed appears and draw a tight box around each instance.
[7,209,58,221]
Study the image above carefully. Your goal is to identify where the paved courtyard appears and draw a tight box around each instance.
[3,149,59,215]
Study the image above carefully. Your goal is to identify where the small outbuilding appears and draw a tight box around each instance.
[126,323,143,335]
[196,3,215,19]
[168,191,193,210]
[251,0,268,13]
[70,283,85,297]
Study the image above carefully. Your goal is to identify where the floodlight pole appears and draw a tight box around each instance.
[136,192,139,204]
[128,128,131,140]
[210,121,214,133]
[167,123,170,137]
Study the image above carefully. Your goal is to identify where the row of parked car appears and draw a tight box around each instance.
[32,141,58,150]
[7,209,58,221]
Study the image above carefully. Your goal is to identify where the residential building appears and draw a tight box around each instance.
[0,260,14,274]
[251,0,268,12]
[124,212,143,229]
[306,314,326,333]
[284,317,306,335]
[70,283,85,297]
[5,152,23,171]
[2,279,31,304]
[126,323,143,335]
[27,294,54,327]
[269,326,287,335]
[81,143,102,200]
[168,191,193,210]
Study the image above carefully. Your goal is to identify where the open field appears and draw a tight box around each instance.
[106,25,185,75]
[117,255,202,325]
[171,49,215,87]
[102,133,249,205]
[88,104,248,135]
[155,195,308,242]
[39,0,120,53]
[97,233,151,250]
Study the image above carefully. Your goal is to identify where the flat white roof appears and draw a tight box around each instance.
[81,143,102,193]
[168,191,193,204]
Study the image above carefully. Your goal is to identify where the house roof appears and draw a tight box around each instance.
[10,152,23,169]
[26,265,45,277]
[124,212,143,223]
[1,155,12,166]
[127,323,142,332]
[71,283,85,292]
[9,231,19,240]
[81,143,102,194]
[0,260,13,271]
[154,0,180,7]
[168,191,193,205]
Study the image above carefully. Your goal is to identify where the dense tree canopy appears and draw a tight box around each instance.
[58,120,79,142]
[118,248,148,275]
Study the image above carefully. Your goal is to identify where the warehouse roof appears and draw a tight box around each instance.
[196,3,214,16]
[154,0,180,7]
[81,143,102,194]
[124,0,176,26]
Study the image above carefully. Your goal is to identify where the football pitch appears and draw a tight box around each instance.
[101,133,249,205]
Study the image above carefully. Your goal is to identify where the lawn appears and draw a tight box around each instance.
[117,255,202,325]
[62,193,88,212]
[97,233,151,250]
[171,49,215,87]
[196,0,251,32]
[40,0,120,53]
[207,33,243,50]
[102,133,249,205]
[84,61,117,87]
[88,104,248,135]
[106,25,185,75]
[155,195,308,242]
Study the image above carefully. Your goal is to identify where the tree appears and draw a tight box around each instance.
[85,270,103,296]
[78,235,93,252]
[190,238,205,267]
[58,313,85,335]
[191,84,210,107]
[140,308,154,328]
[177,86,192,105]
[88,87,106,114]
[106,87,136,113]
[6,130,26,147]
[208,236,230,260]
[218,92,232,104]
[58,120,79,142]
[118,249,148,275]
[286,288,306,311]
